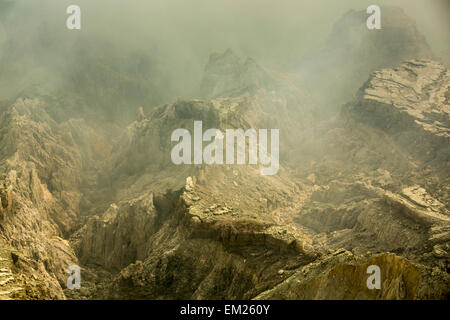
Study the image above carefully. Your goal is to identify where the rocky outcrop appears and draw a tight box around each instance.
[346,60,449,161]
[0,98,112,299]
[288,60,450,274]
[0,6,448,299]
[1,55,448,300]
[69,55,450,299]
[73,178,316,299]
[0,236,23,300]
[256,251,449,300]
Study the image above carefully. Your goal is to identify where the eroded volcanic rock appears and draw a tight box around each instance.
[67,56,450,299]
[0,34,448,300]
[0,98,110,299]
[347,60,449,159]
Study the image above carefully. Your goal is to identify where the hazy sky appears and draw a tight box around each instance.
[4,0,449,60]
[1,0,449,99]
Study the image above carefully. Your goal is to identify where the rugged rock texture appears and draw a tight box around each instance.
[290,60,450,269]
[0,98,110,299]
[255,251,449,300]
[0,8,448,300]
[0,236,23,300]
[2,55,449,300]
[60,56,449,300]
[348,60,449,162]
[76,181,316,299]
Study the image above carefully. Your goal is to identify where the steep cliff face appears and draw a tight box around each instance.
[69,73,318,298]
[291,60,449,269]
[1,57,448,300]
[347,60,449,163]
[62,56,449,299]
[0,98,112,299]
[0,7,449,300]
[73,181,317,299]
[72,177,449,299]
[256,252,449,300]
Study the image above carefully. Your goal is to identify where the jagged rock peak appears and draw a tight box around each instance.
[201,49,275,98]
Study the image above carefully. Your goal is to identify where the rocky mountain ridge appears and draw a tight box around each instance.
[0,7,448,300]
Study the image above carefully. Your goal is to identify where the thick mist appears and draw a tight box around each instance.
[0,0,449,301]
[0,0,448,121]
